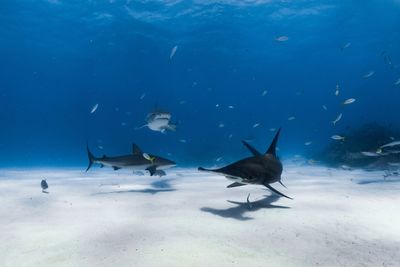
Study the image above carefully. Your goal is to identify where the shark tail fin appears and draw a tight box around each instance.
[86,142,95,172]
[265,127,281,156]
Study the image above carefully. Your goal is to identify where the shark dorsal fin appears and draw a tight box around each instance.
[132,144,142,155]
[265,128,281,156]
[241,140,262,157]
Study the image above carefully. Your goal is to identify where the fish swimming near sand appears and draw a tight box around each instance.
[198,128,292,200]
[380,141,400,149]
[138,110,177,133]
[361,151,381,157]
[41,179,48,193]
[86,143,176,176]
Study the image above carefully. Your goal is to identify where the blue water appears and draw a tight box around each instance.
[0,0,399,167]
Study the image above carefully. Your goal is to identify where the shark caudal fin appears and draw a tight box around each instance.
[265,128,281,156]
[86,142,95,172]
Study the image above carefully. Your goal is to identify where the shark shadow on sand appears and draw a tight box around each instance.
[357,178,400,185]
[94,179,176,195]
[200,194,290,221]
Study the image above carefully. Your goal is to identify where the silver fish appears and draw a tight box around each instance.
[363,71,375,79]
[331,135,345,141]
[170,45,178,59]
[90,103,99,114]
[343,98,356,105]
[380,141,400,149]
[332,113,342,125]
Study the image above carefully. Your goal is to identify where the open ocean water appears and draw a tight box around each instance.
[1,0,399,168]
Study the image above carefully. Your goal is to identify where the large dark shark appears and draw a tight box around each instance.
[86,143,176,176]
[198,128,292,199]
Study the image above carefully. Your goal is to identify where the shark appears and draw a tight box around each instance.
[198,128,292,199]
[138,111,177,133]
[86,143,176,176]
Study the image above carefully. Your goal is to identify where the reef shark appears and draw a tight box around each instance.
[86,143,176,176]
[198,128,292,199]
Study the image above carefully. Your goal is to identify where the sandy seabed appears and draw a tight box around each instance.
[0,165,400,267]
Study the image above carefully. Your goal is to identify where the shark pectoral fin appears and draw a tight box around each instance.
[227,182,247,188]
[112,166,121,171]
[100,164,104,168]
[264,183,293,200]
[146,165,158,176]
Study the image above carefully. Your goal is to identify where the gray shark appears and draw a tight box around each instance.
[86,143,176,176]
[198,128,292,199]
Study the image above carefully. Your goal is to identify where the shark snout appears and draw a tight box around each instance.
[156,157,176,169]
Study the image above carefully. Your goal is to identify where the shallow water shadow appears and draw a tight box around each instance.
[200,194,290,221]
[95,179,176,195]
[357,178,400,185]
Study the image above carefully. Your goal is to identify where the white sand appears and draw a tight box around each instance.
[1,166,400,267]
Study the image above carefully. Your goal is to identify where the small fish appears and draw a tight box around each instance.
[275,36,289,42]
[192,81,198,87]
[179,139,187,143]
[90,103,99,114]
[216,157,223,162]
[390,137,395,140]
[394,78,400,86]
[121,122,127,126]
[142,153,155,163]
[335,84,340,96]
[253,123,260,128]
[179,100,186,105]
[228,105,234,109]
[228,134,233,138]
[288,116,296,121]
[98,145,104,150]
[380,140,400,149]
[388,162,400,167]
[215,104,220,108]
[361,151,380,157]
[341,42,351,51]
[363,71,375,79]
[140,93,146,100]
[322,105,328,111]
[331,135,345,141]
[332,113,342,125]
[343,98,356,105]
[307,159,319,165]
[170,45,178,59]
[218,123,225,128]
[41,179,49,193]
[261,90,268,96]
[269,128,276,132]
[304,141,312,146]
